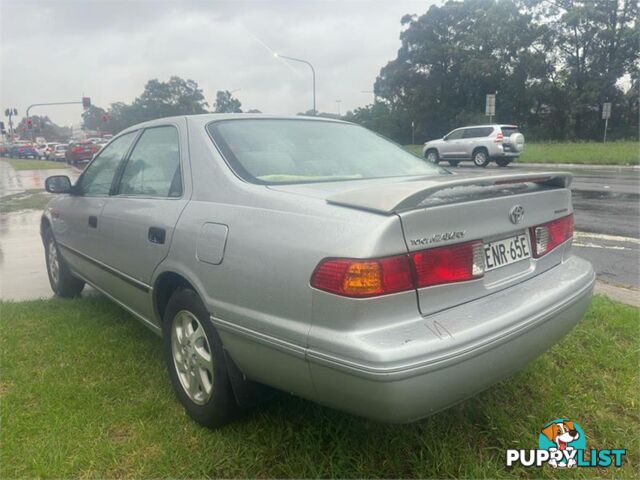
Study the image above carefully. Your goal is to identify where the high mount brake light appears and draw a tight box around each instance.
[311,241,485,298]
[530,214,573,258]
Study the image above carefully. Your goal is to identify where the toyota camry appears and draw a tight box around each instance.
[41,114,595,428]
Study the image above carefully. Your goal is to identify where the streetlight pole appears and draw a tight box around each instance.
[336,99,342,116]
[275,53,316,115]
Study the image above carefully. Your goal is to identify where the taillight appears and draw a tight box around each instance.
[311,241,485,297]
[311,255,414,298]
[72,147,83,154]
[412,241,485,288]
[530,214,573,258]
[495,132,504,143]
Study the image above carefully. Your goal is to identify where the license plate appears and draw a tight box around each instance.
[484,233,531,271]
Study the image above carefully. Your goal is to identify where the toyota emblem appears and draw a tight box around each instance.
[509,205,525,224]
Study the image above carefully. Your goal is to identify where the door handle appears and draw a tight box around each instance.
[148,227,166,245]
[88,216,98,228]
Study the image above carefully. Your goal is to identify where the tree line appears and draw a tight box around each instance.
[81,77,249,134]
[347,0,638,144]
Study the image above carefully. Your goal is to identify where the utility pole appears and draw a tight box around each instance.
[274,53,316,115]
[336,99,342,116]
[411,120,415,145]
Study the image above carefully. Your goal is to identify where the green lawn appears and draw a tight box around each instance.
[0,189,51,213]
[2,158,70,170]
[1,295,637,478]
[406,141,639,165]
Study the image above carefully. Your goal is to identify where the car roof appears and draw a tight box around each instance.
[453,124,517,129]
[118,113,348,136]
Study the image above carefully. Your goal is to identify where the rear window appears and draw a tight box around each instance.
[501,126,520,136]
[207,119,447,185]
[463,127,493,138]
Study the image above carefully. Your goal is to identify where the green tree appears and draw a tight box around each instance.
[15,115,71,141]
[374,0,551,142]
[81,105,108,131]
[213,90,242,113]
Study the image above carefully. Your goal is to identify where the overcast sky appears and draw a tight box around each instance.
[1,0,435,126]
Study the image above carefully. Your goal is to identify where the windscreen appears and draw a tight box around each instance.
[207,119,446,184]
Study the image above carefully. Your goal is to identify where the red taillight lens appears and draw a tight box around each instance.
[495,132,504,143]
[530,214,573,258]
[311,255,414,298]
[311,241,486,297]
[412,241,485,288]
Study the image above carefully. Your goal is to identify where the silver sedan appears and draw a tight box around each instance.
[41,114,595,428]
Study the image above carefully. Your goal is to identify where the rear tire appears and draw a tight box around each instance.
[162,288,238,428]
[425,149,440,164]
[496,159,513,167]
[472,149,490,168]
[448,160,460,167]
[44,229,85,297]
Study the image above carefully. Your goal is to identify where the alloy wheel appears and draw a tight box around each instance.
[171,310,215,405]
[48,238,59,286]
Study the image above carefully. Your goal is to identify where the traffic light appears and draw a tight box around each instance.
[82,97,91,109]
[27,118,33,129]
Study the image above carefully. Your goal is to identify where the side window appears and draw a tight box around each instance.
[446,129,465,140]
[480,127,495,136]
[77,132,136,196]
[463,128,484,138]
[117,126,182,198]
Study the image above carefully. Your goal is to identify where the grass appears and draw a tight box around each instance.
[0,189,51,213]
[406,141,639,165]
[1,158,70,170]
[1,295,637,478]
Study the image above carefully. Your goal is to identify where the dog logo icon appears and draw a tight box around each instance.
[539,419,585,468]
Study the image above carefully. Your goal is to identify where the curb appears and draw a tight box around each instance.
[514,163,639,171]
[595,281,640,307]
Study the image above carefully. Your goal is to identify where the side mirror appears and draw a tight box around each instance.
[45,175,73,194]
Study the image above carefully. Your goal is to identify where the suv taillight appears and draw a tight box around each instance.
[495,132,504,143]
[310,241,485,297]
[529,214,573,258]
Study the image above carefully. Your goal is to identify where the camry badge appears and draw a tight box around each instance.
[509,205,525,224]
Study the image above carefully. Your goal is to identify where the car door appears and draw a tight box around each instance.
[98,122,189,322]
[52,131,138,287]
[440,128,465,158]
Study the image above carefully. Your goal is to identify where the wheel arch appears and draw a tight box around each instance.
[153,270,198,325]
[472,145,489,157]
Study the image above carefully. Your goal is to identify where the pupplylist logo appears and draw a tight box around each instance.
[506,419,626,469]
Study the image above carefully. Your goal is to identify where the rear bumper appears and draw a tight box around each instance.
[307,255,594,422]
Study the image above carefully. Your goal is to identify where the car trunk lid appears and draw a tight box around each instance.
[324,172,573,314]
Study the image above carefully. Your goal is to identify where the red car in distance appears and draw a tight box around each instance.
[65,141,98,166]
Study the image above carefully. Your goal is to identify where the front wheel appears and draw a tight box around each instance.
[425,149,440,164]
[44,230,85,297]
[472,149,490,167]
[163,288,238,428]
[495,158,513,167]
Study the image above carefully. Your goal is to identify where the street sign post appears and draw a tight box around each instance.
[485,94,496,123]
[602,102,612,143]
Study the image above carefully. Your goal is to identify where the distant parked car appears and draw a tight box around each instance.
[50,144,68,162]
[44,142,59,159]
[34,144,48,159]
[0,143,9,157]
[9,143,39,159]
[423,124,525,168]
[66,141,98,166]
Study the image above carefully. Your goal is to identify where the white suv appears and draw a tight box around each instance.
[423,124,525,168]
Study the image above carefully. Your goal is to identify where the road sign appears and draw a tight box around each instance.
[602,102,612,120]
[485,94,496,117]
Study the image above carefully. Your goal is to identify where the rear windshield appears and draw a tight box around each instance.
[501,126,520,136]
[207,119,446,185]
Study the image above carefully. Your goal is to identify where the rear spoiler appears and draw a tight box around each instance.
[327,172,572,214]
